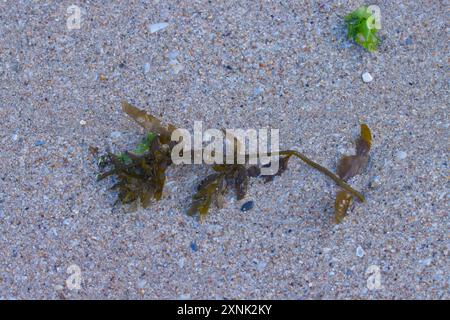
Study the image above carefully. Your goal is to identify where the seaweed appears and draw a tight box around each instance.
[97,102,372,223]
[96,102,175,209]
[333,124,372,223]
[344,6,380,52]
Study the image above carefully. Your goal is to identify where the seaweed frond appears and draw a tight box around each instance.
[97,102,372,223]
[333,124,372,223]
[97,102,176,209]
[345,6,380,52]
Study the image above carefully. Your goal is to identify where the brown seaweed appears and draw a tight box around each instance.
[97,102,371,223]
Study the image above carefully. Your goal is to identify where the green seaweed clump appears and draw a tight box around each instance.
[345,6,380,52]
[97,102,176,209]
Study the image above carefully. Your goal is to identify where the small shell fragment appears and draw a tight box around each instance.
[148,22,169,33]
[362,72,373,83]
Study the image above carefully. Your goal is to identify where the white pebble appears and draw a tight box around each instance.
[369,176,381,189]
[356,246,365,258]
[144,62,150,74]
[178,257,185,269]
[362,72,373,83]
[137,279,147,289]
[419,257,432,266]
[79,120,86,126]
[396,151,408,160]
[110,131,122,139]
[148,22,169,33]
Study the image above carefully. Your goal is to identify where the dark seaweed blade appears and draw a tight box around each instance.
[356,123,372,156]
[97,134,172,209]
[188,174,224,220]
[234,165,248,200]
[263,155,291,182]
[333,123,372,223]
[246,165,261,177]
[188,164,250,219]
[337,155,369,181]
[334,190,353,224]
[121,101,176,141]
[336,124,372,181]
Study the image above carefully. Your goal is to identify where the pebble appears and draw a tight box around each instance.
[356,246,365,258]
[148,22,169,34]
[178,257,185,268]
[419,257,432,266]
[240,200,254,212]
[396,150,408,161]
[369,176,381,189]
[137,279,147,289]
[35,140,45,146]
[405,37,413,45]
[362,72,373,83]
[79,120,86,126]
[110,131,122,139]
[190,241,198,252]
[144,62,150,74]
[53,285,64,291]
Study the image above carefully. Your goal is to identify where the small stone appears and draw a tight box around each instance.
[369,176,381,189]
[190,241,198,252]
[395,151,408,161]
[148,22,169,33]
[79,120,86,126]
[240,200,254,212]
[99,74,107,81]
[405,37,413,45]
[54,285,64,291]
[356,246,365,258]
[144,62,150,74]
[110,131,122,139]
[419,257,432,266]
[137,279,147,289]
[35,140,45,146]
[362,72,373,83]
[178,257,185,268]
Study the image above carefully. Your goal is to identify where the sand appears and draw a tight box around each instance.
[0,0,448,299]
